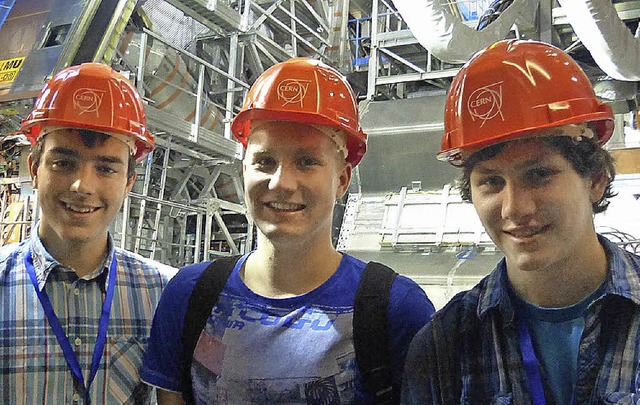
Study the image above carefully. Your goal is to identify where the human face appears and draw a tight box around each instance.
[29,129,136,249]
[243,121,351,246]
[469,138,606,274]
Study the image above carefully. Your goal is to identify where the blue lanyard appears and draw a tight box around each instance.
[518,318,577,405]
[517,318,547,405]
[25,248,117,404]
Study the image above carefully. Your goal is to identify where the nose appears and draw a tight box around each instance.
[69,163,96,194]
[268,163,296,192]
[501,182,535,221]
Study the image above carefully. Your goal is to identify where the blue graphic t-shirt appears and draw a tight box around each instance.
[141,253,434,404]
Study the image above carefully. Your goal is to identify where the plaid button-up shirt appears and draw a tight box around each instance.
[0,233,175,404]
[402,236,640,404]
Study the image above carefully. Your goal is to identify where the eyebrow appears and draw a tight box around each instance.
[248,148,272,155]
[49,146,79,157]
[48,146,126,165]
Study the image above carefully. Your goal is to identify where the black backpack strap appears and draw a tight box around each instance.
[180,255,241,404]
[354,261,399,404]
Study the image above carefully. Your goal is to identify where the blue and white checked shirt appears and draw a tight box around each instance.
[0,233,176,404]
[402,236,640,404]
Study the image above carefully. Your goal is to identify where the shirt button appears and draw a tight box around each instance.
[74,288,80,296]
[72,393,81,402]
[74,337,82,346]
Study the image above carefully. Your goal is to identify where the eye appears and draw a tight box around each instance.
[249,155,278,173]
[476,175,504,190]
[50,159,75,171]
[97,165,118,175]
[298,156,319,168]
[527,167,555,186]
[255,156,276,167]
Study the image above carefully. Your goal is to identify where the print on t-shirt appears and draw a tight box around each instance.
[191,293,357,404]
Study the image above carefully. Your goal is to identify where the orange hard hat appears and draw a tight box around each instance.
[21,62,154,161]
[231,57,367,167]
[439,39,614,164]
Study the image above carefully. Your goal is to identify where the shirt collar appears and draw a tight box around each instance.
[29,230,115,291]
[476,234,640,321]
[599,234,640,305]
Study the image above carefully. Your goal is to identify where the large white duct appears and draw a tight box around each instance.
[391,0,537,63]
[557,0,640,81]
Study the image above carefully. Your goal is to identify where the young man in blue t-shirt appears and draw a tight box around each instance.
[142,58,435,404]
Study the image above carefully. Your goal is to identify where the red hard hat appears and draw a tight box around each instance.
[21,63,154,161]
[231,57,367,167]
[439,39,614,164]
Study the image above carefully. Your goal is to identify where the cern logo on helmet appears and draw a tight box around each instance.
[467,82,504,127]
[73,88,105,117]
[277,79,311,107]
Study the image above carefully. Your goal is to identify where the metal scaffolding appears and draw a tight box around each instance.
[0,0,351,267]
[3,0,639,269]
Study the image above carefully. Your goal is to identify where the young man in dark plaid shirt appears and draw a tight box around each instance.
[402,40,640,404]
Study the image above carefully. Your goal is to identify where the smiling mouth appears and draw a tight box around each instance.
[265,201,305,212]
[505,225,548,239]
[63,202,99,214]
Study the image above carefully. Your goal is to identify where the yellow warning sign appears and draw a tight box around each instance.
[0,57,25,85]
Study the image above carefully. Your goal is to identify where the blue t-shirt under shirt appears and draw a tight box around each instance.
[511,282,606,405]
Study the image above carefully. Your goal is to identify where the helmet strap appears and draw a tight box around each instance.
[310,124,348,161]
[37,127,137,157]
[249,120,349,161]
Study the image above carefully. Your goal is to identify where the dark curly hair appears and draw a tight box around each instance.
[457,135,616,214]
[29,129,137,180]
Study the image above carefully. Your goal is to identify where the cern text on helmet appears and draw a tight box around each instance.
[73,88,105,117]
[467,82,504,127]
[277,79,310,107]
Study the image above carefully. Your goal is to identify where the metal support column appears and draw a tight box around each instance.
[134,152,154,254]
[150,146,171,259]
[366,0,380,100]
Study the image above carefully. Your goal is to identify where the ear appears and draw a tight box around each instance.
[125,170,137,193]
[335,162,352,199]
[589,171,609,203]
[28,153,38,189]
